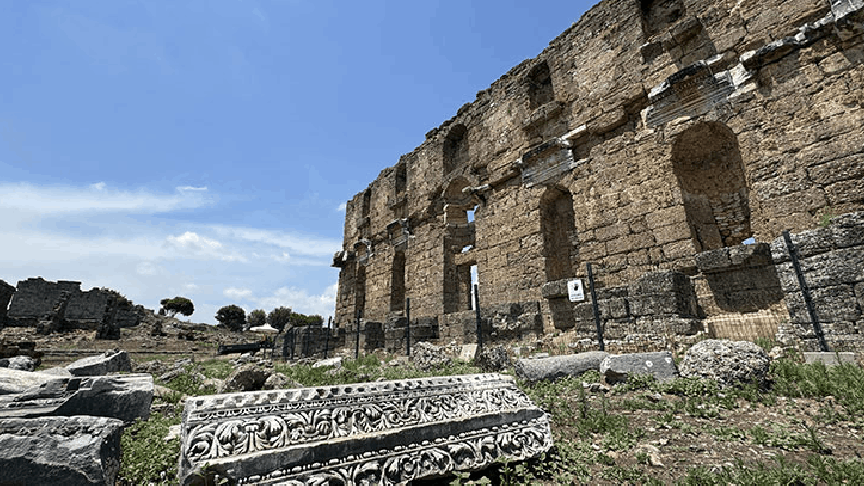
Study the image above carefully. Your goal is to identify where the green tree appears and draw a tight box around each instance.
[291,312,324,327]
[267,306,293,332]
[159,297,194,318]
[248,309,267,328]
[215,304,246,332]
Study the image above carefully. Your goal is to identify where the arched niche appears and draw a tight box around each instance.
[671,122,751,252]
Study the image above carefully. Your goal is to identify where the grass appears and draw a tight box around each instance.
[119,351,864,485]
[119,411,182,484]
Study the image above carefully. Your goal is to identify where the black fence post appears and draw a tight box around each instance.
[355,309,361,360]
[783,230,829,352]
[474,284,483,351]
[587,262,605,352]
[324,317,331,359]
[406,298,411,357]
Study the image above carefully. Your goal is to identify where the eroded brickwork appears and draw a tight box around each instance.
[334,0,864,353]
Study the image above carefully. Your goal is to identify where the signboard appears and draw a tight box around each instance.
[567,279,585,302]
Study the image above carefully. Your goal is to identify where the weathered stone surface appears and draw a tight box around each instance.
[325,0,864,356]
[411,341,451,371]
[475,344,511,372]
[220,364,271,392]
[0,368,57,395]
[5,277,142,334]
[179,373,552,485]
[679,340,770,387]
[514,351,608,383]
[0,373,153,423]
[600,352,679,384]
[65,350,132,376]
[0,356,38,372]
[803,352,858,366]
[0,416,124,486]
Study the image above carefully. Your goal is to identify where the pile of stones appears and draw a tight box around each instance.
[0,350,154,485]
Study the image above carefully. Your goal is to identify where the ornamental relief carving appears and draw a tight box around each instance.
[238,417,552,486]
[185,387,533,464]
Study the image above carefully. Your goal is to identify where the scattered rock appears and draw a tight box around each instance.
[164,424,181,443]
[0,356,38,372]
[459,344,478,361]
[312,357,342,369]
[475,345,511,372]
[220,365,271,392]
[263,372,296,390]
[411,341,451,371]
[768,346,786,360]
[0,416,124,486]
[514,351,609,383]
[600,352,679,384]
[66,350,132,377]
[679,339,770,388]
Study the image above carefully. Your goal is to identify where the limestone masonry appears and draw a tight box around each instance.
[0,277,143,339]
[333,0,864,354]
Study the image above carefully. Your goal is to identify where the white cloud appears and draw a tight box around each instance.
[272,252,291,263]
[0,182,212,214]
[136,261,165,276]
[177,185,207,192]
[336,202,346,212]
[167,231,223,250]
[252,283,337,320]
[209,225,340,257]
[165,231,247,262]
[224,287,253,299]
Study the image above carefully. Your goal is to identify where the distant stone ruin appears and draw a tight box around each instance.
[333,0,864,355]
[0,277,143,339]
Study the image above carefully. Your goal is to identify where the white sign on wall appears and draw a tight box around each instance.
[567,279,585,302]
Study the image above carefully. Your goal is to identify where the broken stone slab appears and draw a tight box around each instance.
[0,415,124,486]
[178,373,552,485]
[599,352,679,384]
[0,373,153,423]
[0,368,58,395]
[65,349,132,376]
[513,351,609,383]
[804,352,858,366]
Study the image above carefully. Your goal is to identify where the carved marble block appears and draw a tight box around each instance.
[179,373,552,485]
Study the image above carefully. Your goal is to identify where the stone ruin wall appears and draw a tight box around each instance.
[0,277,143,339]
[333,0,864,355]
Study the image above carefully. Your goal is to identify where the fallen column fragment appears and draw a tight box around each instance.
[179,373,552,485]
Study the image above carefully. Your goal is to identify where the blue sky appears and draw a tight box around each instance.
[1,0,593,324]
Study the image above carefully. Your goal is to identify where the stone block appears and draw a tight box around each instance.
[0,373,153,424]
[0,416,124,486]
[178,374,552,485]
[65,350,132,376]
[803,352,858,366]
[831,211,864,248]
[541,279,569,299]
[599,352,679,384]
[513,351,608,383]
